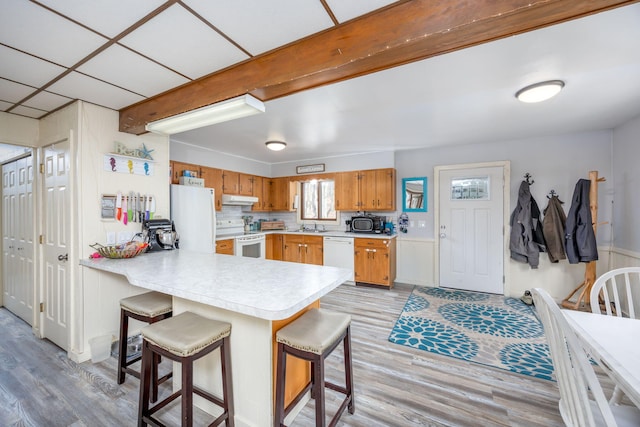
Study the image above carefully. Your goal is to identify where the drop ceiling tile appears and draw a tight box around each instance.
[36,0,166,38]
[120,4,248,80]
[0,100,13,111]
[77,45,189,97]
[23,91,72,112]
[48,72,144,111]
[0,1,106,67]
[0,46,66,87]
[325,0,398,23]
[10,104,47,119]
[0,79,36,103]
[184,0,334,55]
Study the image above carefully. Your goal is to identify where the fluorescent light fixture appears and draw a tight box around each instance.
[265,141,286,151]
[515,80,565,103]
[145,94,265,135]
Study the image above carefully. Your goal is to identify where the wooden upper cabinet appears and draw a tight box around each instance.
[170,161,193,184]
[200,166,223,211]
[222,170,239,194]
[270,177,291,211]
[359,168,396,211]
[222,171,254,196]
[375,168,396,211]
[239,173,253,196]
[334,168,396,211]
[170,161,223,210]
[335,171,359,211]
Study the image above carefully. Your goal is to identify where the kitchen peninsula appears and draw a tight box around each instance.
[80,250,351,427]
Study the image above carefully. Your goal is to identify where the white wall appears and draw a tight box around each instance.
[395,130,613,300]
[0,111,39,147]
[171,139,271,177]
[38,101,171,361]
[271,151,395,177]
[612,114,640,253]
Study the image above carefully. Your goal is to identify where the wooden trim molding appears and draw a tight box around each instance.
[119,0,636,134]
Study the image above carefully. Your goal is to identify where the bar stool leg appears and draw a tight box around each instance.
[344,327,355,414]
[313,356,326,427]
[138,341,152,427]
[221,336,235,427]
[182,359,194,427]
[118,308,128,384]
[274,342,286,427]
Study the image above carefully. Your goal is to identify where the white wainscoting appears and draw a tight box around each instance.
[609,247,640,268]
[396,237,435,286]
[393,241,640,301]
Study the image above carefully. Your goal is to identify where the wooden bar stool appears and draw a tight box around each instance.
[138,311,234,427]
[118,292,173,402]
[274,308,355,427]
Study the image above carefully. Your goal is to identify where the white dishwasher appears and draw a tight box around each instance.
[323,236,354,282]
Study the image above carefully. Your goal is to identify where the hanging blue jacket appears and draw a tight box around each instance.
[565,179,598,263]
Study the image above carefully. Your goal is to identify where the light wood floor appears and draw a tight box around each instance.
[1,283,613,426]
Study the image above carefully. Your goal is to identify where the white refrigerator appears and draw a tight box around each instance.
[170,184,216,254]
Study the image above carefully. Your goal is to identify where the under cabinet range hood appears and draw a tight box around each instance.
[222,194,259,206]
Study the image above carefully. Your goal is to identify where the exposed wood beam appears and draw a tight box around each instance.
[119,0,637,134]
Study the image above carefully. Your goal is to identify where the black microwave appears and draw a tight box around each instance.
[350,215,384,233]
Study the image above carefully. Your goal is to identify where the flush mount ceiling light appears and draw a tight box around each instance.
[145,94,265,135]
[265,141,287,151]
[515,80,565,103]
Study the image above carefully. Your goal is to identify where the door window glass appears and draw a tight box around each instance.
[450,177,489,200]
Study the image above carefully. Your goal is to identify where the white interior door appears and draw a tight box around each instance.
[42,140,71,350]
[438,165,505,294]
[2,156,35,324]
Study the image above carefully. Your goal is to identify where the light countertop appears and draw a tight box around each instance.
[216,230,397,241]
[80,250,351,321]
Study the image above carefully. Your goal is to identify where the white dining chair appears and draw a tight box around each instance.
[591,267,640,404]
[532,288,640,427]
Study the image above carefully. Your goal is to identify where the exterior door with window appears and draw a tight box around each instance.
[438,165,505,294]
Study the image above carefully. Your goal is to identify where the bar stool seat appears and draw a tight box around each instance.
[275,308,355,427]
[138,311,234,427]
[118,292,173,402]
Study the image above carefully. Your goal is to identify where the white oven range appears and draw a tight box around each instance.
[216,218,266,259]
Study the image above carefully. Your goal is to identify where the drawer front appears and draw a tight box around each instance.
[216,239,234,255]
[355,238,389,250]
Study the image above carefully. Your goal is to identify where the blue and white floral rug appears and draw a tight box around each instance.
[388,287,554,381]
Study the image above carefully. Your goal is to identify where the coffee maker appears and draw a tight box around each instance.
[141,219,179,251]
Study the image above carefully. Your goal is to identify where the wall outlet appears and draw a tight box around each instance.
[418,220,426,228]
[106,232,116,245]
[409,221,415,227]
[117,231,134,243]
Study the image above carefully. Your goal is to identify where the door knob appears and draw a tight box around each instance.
[58,254,68,261]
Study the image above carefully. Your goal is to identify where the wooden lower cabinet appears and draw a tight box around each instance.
[216,239,234,255]
[282,235,323,265]
[354,238,396,288]
[266,234,283,260]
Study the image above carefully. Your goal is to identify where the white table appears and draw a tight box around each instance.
[563,309,640,408]
[81,250,351,427]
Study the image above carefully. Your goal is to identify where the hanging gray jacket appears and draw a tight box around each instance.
[542,195,567,263]
[510,181,546,269]
[565,179,598,263]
